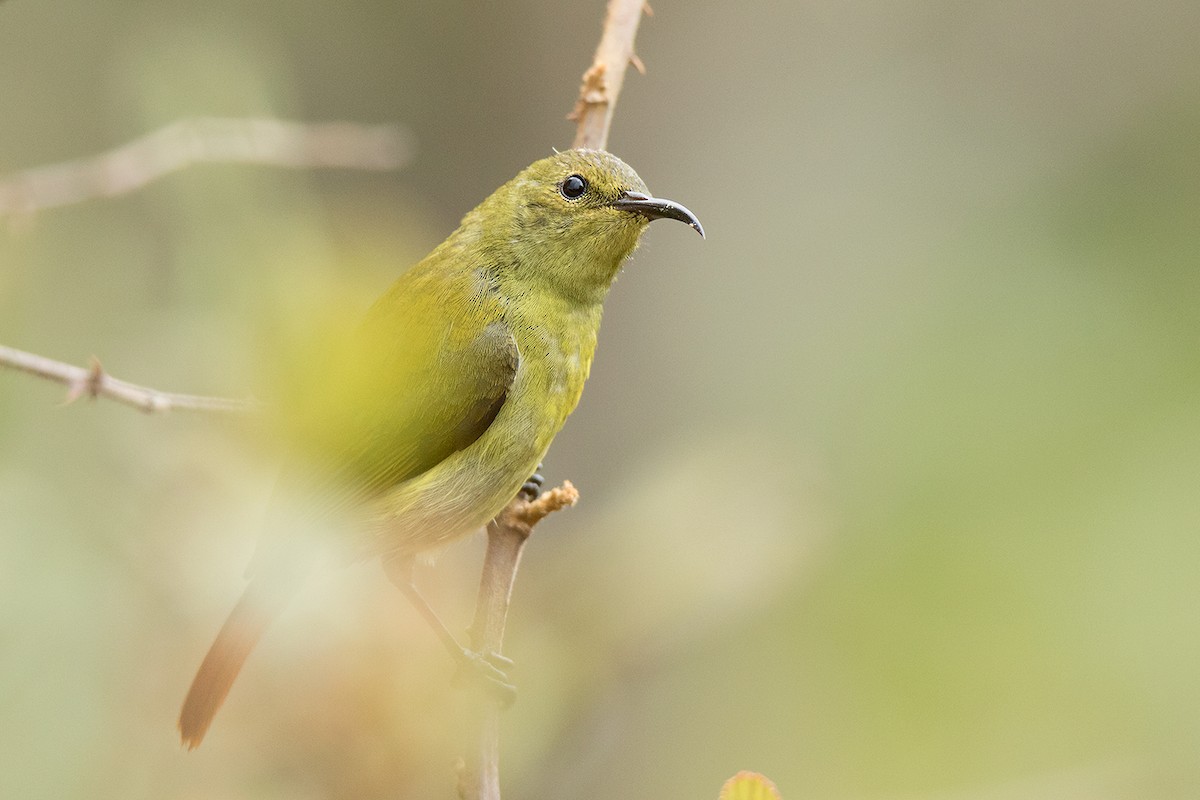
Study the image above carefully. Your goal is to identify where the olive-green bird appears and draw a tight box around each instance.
[178,149,703,748]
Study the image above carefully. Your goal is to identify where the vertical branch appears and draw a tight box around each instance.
[459,3,658,795]
[570,0,650,150]
[459,484,578,800]
[461,522,528,800]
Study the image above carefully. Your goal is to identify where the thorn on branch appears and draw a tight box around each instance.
[0,343,258,415]
[62,357,104,406]
[568,64,610,123]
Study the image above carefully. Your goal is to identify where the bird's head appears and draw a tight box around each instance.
[466,149,703,305]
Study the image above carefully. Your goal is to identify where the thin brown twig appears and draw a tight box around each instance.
[459,483,579,800]
[458,5,652,796]
[0,117,412,218]
[570,0,651,150]
[0,344,257,414]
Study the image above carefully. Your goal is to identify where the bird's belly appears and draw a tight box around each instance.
[368,345,589,557]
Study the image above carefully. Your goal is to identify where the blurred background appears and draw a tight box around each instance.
[2,1,1199,798]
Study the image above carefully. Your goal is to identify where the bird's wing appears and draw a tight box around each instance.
[249,263,518,573]
[330,315,518,502]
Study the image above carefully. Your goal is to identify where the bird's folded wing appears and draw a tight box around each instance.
[249,265,518,573]
[329,315,518,503]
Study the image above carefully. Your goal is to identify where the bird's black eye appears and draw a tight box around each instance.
[560,174,588,200]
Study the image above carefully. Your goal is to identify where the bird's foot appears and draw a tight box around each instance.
[519,463,545,501]
[453,648,517,706]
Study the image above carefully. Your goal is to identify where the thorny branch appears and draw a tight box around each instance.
[0,344,257,414]
[570,0,651,150]
[460,3,652,799]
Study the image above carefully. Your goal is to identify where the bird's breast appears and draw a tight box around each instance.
[513,312,597,435]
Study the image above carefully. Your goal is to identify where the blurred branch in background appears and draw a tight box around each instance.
[0,116,412,219]
[0,344,258,414]
[0,116,411,411]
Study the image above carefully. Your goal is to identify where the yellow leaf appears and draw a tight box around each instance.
[719,771,782,800]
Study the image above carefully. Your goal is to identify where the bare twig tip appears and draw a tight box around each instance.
[521,481,579,526]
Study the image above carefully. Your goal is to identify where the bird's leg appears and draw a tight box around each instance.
[519,462,544,501]
[381,555,516,705]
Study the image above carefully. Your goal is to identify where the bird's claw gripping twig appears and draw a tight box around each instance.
[383,557,516,705]
[453,648,517,707]
[519,463,545,501]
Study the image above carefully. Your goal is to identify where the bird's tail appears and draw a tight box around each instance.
[178,579,290,749]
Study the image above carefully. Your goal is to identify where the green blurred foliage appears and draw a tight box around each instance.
[3,1,1200,799]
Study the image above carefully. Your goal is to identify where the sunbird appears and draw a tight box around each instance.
[178,149,703,748]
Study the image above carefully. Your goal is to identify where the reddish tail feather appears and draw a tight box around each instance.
[178,581,287,749]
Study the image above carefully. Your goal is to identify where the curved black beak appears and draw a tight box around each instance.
[612,190,705,238]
